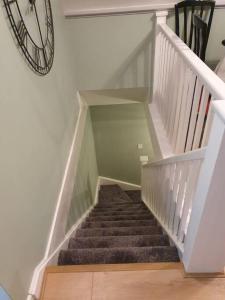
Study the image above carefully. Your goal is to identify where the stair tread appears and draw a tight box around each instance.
[58,246,179,265]
[58,184,179,266]
[68,234,169,249]
[92,207,149,212]
[76,225,162,237]
[99,185,132,202]
[125,190,142,202]
[90,211,151,216]
[87,215,154,221]
[82,219,156,228]
[96,201,143,207]
[93,204,147,209]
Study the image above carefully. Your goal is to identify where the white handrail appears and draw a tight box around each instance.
[143,148,205,167]
[152,19,225,154]
[159,24,225,100]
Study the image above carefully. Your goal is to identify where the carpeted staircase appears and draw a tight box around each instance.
[58,185,179,265]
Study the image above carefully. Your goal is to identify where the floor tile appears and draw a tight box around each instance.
[42,272,93,300]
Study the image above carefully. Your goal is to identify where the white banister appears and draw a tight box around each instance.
[183,101,225,273]
[142,148,205,253]
[151,15,225,155]
[143,148,205,167]
[143,11,225,274]
[151,11,168,103]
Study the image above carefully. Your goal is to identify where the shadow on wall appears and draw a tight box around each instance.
[66,173,93,231]
[65,109,98,233]
[104,32,153,90]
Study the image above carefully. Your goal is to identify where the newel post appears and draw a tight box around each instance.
[150,11,168,103]
[183,101,225,273]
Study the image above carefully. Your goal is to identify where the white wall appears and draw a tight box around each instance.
[0,1,78,299]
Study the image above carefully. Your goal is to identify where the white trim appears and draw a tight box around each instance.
[27,199,97,300]
[148,103,173,158]
[94,177,101,204]
[143,148,206,168]
[63,0,225,17]
[99,176,141,190]
[27,92,90,299]
[44,92,88,258]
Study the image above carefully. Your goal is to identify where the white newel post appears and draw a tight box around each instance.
[150,10,168,103]
[183,100,225,273]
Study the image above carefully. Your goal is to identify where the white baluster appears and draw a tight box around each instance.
[151,11,168,104]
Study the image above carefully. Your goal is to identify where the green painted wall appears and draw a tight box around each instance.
[91,103,154,185]
[0,1,79,299]
[67,109,99,231]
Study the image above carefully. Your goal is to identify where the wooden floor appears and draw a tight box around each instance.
[40,263,225,300]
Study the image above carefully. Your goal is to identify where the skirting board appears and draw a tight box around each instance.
[99,176,141,190]
[27,177,101,300]
[44,92,88,258]
[27,93,99,300]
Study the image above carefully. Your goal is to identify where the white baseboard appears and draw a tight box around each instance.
[44,92,88,258]
[27,202,96,299]
[94,177,101,204]
[27,92,91,300]
[27,178,101,300]
[99,176,141,190]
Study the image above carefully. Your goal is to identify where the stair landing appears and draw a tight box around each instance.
[40,263,225,300]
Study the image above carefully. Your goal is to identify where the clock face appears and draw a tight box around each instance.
[3,0,54,75]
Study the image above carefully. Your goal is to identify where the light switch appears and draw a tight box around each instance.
[140,155,149,163]
[137,144,143,149]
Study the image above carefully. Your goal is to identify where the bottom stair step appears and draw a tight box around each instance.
[58,246,179,265]
[68,234,170,249]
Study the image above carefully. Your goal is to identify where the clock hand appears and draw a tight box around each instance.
[33,1,48,67]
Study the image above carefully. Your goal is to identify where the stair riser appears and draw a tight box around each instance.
[125,190,142,202]
[87,215,153,222]
[58,246,179,265]
[92,207,149,214]
[89,210,151,217]
[81,220,156,228]
[94,204,146,210]
[76,226,162,237]
[96,201,142,207]
[68,235,169,249]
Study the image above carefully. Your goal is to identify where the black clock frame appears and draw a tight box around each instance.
[3,0,54,76]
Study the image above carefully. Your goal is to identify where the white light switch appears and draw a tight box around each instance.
[140,155,149,163]
[137,144,143,149]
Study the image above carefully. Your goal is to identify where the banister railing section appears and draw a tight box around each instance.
[152,12,225,154]
[143,11,225,273]
[142,148,205,252]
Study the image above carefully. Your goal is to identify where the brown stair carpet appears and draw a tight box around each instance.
[58,185,179,265]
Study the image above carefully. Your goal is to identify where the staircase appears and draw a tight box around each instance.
[58,185,179,265]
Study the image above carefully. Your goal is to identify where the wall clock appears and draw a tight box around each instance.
[3,0,54,75]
